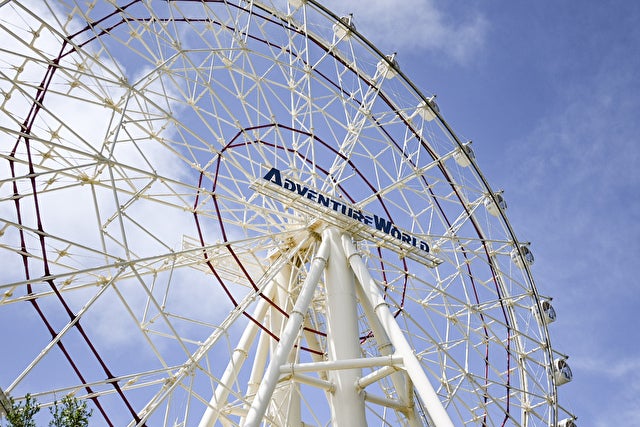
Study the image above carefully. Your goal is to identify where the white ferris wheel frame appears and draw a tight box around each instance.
[0,0,576,426]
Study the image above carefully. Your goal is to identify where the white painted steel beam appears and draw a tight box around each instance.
[197,281,274,427]
[342,234,455,427]
[357,364,400,390]
[284,373,333,392]
[324,227,367,427]
[280,355,403,375]
[198,235,315,426]
[243,234,331,427]
[353,262,423,427]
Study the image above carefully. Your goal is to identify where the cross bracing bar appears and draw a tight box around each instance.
[279,354,404,375]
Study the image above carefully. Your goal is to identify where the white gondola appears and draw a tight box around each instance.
[533,299,557,324]
[553,357,573,386]
[376,53,399,79]
[511,244,534,268]
[333,14,355,39]
[484,192,507,216]
[454,142,475,167]
[416,95,440,121]
[558,418,577,427]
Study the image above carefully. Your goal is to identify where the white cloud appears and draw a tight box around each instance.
[0,0,232,367]
[571,355,640,426]
[576,356,640,381]
[323,0,488,63]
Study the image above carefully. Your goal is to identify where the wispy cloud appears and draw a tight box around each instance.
[324,0,488,64]
[495,26,640,295]
[576,355,640,381]
[571,354,640,426]
[488,12,640,425]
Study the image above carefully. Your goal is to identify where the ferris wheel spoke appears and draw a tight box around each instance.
[6,265,128,393]
[325,64,389,191]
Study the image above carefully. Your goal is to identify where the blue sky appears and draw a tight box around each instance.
[1,1,637,425]
[331,0,639,425]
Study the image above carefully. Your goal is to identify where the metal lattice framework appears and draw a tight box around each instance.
[0,0,575,426]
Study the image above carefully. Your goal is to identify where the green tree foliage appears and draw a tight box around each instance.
[5,394,39,427]
[2,394,92,427]
[48,395,92,427]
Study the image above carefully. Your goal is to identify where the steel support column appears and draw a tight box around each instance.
[342,235,455,427]
[324,228,366,426]
[243,233,330,427]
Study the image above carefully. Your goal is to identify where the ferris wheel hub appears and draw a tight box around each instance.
[252,167,442,267]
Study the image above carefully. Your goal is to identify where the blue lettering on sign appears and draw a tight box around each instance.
[262,167,430,254]
[373,215,392,234]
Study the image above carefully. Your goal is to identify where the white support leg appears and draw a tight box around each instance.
[324,228,367,427]
[245,314,271,408]
[243,234,331,427]
[270,262,301,426]
[197,290,272,427]
[342,235,455,427]
[354,271,422,427]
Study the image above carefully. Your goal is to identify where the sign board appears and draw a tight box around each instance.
[252,167,441,267]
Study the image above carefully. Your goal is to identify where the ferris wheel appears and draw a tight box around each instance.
[0,0,576,426]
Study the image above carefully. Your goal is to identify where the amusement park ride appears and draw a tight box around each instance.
[0,1,576,425]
